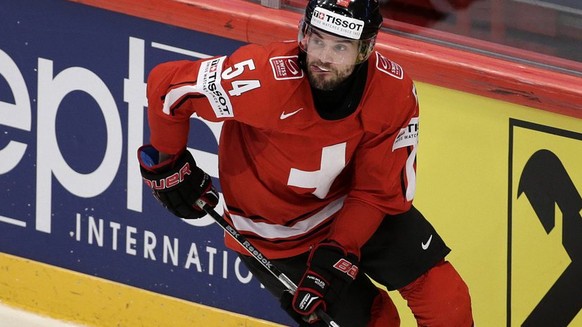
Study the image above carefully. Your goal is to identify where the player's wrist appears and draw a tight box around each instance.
[138,145,187,173]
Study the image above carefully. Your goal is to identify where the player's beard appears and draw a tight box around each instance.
[306,60,356,91]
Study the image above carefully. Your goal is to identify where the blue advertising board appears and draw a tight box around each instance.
[0,0,293,325]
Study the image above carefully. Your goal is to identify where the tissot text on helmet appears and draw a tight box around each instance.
[311,7,365,39]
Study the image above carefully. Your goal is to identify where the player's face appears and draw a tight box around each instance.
[304,29,360,91]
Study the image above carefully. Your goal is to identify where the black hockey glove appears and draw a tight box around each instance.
[138,145,219,219]
[292,242,359,320]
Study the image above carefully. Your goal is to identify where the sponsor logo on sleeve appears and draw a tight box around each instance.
[270,56,304,80]
[376,52,404,80]
[310,7,364,40]
[393,117,419,151]
[197,56,234,118]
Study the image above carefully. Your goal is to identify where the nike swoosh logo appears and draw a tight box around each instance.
[280,108,303,119]
[421,234,433,250]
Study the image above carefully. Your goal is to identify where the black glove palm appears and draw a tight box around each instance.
[138,145,218,219]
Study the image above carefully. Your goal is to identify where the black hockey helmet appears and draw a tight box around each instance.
[299,0,383,64]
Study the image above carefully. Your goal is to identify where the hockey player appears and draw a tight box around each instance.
[138,0,473,325]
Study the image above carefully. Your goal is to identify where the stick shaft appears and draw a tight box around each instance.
[196,200,340,327]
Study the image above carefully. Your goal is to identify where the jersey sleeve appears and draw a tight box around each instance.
[330,74,420,255]
[146,44,285,155]
[146,60,200,155]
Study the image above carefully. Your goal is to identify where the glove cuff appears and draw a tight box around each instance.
[138,145,191,172]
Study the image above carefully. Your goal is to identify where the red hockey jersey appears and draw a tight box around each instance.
[146,41,419,259]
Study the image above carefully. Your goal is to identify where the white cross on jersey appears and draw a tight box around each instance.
[287,143,346,199]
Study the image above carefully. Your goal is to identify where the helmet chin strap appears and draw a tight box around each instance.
[298,49,307,72]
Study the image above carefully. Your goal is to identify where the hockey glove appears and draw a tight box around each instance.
[138,145,219,219]
[292,242,359,319]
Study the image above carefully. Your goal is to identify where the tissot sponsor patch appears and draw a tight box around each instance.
[393,117,419,151]
[197,56,234,118]
[310,7,364,40]
[376,52,404,80]
[270,56,304,80]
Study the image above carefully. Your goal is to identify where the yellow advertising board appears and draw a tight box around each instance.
[510,120,581,326]
[388,82,582,326]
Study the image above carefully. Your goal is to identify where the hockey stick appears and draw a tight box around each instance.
[195,200,340,327]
